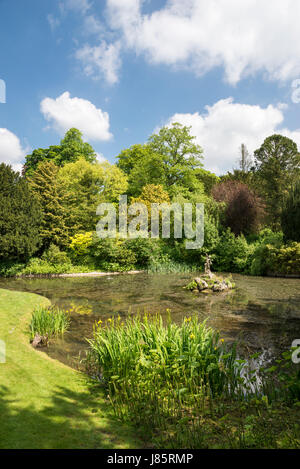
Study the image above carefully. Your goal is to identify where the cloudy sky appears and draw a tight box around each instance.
[1,0,300,174]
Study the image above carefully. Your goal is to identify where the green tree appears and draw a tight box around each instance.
[58,158,105,234]
[58,159,128,234]
[117,123,204,197]
[29,161,68,249]
[254,134,300,225]
[0,164,42,261]
[194,168,220,195]
[100,162,128,203]
[117,144,152,176]
[24,128,96,174]
[148,123,204,188]
[281,180,300,242]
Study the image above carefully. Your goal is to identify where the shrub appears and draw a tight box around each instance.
[250,242,300,276]
[42,243,71,265]
[124,238,162,267]
[256,228,284,248]
[90,236,137,271]
[21,258,73,275]
[214,229,255,273]
[69,232,93,256]
[0,260,25,277]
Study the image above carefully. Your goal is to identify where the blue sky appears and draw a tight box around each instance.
[1,0,300,174]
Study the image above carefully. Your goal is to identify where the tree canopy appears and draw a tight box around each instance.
[254,134,300,225]
[117,123,204,197]
[24,128,97,175]
[28,161,68,249]
[0,164,42,260]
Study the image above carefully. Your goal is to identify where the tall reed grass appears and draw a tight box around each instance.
[29,306,70,340]
[85,313,252,446]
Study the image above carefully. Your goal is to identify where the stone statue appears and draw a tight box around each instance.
[204,254,213,278]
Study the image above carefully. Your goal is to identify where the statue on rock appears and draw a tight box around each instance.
[204,254,213,279]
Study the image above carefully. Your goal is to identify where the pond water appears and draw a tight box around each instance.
[1,273,300,368]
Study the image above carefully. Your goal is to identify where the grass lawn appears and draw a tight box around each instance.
[0,288,142,449]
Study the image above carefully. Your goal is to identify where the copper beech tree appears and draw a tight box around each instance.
[212,180,265,236]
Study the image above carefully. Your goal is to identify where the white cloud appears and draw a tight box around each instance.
[0,128,27,172]
[106,0,300,84]
[47,14,60,31]
[76,40,121,84]
[83,15,104,35]
[40,91,113,141]
[165,98,300,174]
[96,152,107,163]
[60,0,91,14]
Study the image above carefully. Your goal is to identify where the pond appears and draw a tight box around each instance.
[1,273,300,368]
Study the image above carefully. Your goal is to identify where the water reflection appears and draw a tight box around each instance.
[1,273,299,368]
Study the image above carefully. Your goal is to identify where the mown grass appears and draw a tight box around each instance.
[85,313,300,449]
[0,288,141,449]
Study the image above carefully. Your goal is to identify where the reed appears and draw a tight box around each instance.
[29,305,70,340]
[86,313,251,446]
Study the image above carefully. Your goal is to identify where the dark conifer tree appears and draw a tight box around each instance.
[0,163,42,261]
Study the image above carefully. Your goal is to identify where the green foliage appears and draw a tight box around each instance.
[69,232,93,257]
[214,229,255,273]
[21,258,92,275]
[87,314,240,398]
[22,258,71,275]
[29,305,70,340]
[185,280,198,291]
[124,238,162,267]
[281,180,300,242]
[28,161,68,250]
[41,244,71,266]
[85,314,248,446]
[100,162,128,203]
[24,128,96,174]
[58,158,105,234]
[0,260,26,277]
[58,159,127,235]
[256,228,284,247]
[194,168,220,194]
[117,123,204,197]
[0,163,42,261]
[254,134,300,226]
[90,236,137,271]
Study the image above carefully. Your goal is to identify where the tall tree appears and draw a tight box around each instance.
[24,128,96,174]
[117,123,204,197]
[281,180,300,242]
[254,134,300,226]
[29,161,68,249]
[0,164,42,261]
[148,123,204,188]
[212,180,265,235]
[239,143,253,172]
[57,159,128,234]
